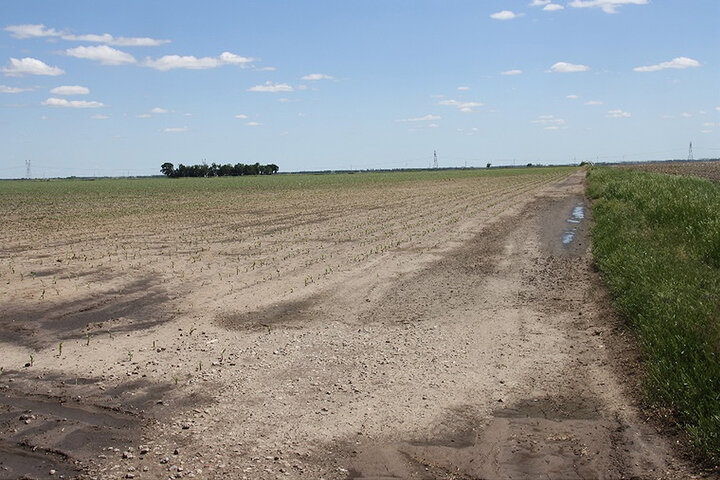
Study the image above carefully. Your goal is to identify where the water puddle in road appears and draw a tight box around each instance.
[562,203,585,245]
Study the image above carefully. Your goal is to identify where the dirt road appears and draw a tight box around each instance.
[0,171,692,479]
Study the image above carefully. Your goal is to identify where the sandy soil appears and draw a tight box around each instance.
[0,171,700,479]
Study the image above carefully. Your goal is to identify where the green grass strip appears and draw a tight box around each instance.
[587,166,720,462]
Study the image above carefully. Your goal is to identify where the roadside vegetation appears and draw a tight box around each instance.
[587,166,720,463]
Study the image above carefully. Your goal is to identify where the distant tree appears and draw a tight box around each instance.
[161,162,175,177]
[526,163,533,167]
[161,161,279,178]
[486,163,491,169]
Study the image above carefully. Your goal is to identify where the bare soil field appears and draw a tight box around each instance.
[0,169,698,479]
[619,160,720,182]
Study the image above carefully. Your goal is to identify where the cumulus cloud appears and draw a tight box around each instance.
[490,10,519,20]
[0,85,32,93]
[633,57,701,72]
[530,0,551,5]
[50,85,90,95]
[585,100,603,105]
[549,62,590,73]
[569,0,648,14]
[2,57,64,77]
[4,24,169,46]
[151,107,168,114]
[66,45,137,65]
[501,69,523,76]
[457,86,470,91]
[245,121,262,126]
[606,109,631,118]
[438,99,484,113]
[42,97,104,108]
[234,114,249,119]
[301,73,335,81]
[143,52,254,71]
[543,4,565,11]
[4,24,62,38]
[91,114,109,119]
[248,81,294,93]
[163,126,189,133]
[395,114,442,123]
[566,94,580,99]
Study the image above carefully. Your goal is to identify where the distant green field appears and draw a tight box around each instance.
[588,166,720,463]
[0,167,576,229]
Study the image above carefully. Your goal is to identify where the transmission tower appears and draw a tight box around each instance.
[25,160,31,179]
[688,142,694,161]
[433,150,438,169]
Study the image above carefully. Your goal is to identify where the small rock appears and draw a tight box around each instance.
[49,470,56,476]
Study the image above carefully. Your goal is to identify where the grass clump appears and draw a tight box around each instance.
[587,166,720,462]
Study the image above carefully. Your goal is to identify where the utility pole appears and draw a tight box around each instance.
[688,141,694,161]
[433,150,438,169]
[25,160,31,179]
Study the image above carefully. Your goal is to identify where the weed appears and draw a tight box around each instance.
[588,166,720,462]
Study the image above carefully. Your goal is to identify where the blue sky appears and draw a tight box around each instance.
[1,0,719,177]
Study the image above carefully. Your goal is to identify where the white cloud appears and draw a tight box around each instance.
[245,121,263,126]
[569,0,648,14]
[501,69,523,76]
[301,73,335,81]
[4,24,62,38]
[550,62,590,73]
[530,0,551,5]
[50,85,90,95]
[606,109,631,118]
[0,85,32,93]
[2,57,64,77]
[427,123,440,128]
[633,57,701,73]
[136,114,152,118]
[4,23,169,46]
[91,114,109,119]
[248,81,294,93]
[703,122,719,127]
[716,107,720,112]
[151,107,168,114]
[144,52,254,71]
[396,114,442,123]
[566,94,580,99]
[66,45,136,65]
[438,99,484,112]
[234,114,249,119]
[42,97,104,108]
[543,4,565,11]
[533,115,566,129]
[490,10,519,20]
[62,33,170,47]
[680,112,693,118]
[585,100,603,105]
[457,86,470,91]
[163,126,189,133]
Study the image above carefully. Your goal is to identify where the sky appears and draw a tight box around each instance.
[1,0,719,178]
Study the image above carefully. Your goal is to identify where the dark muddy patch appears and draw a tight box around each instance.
[215,297,321,331]
[0,276,171,348]
[539,195,590,257]
[344,395,630,480]
[0,441,81,480]
[0,370,194,479]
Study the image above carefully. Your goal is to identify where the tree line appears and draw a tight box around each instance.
[160,162,279,178]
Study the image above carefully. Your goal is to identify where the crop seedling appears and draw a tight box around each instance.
[127,349,133,362]
[86,334,91,346]
[29,354,34,366]
[58,342,63,356]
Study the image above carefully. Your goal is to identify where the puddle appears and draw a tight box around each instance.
[562,203,585,245]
